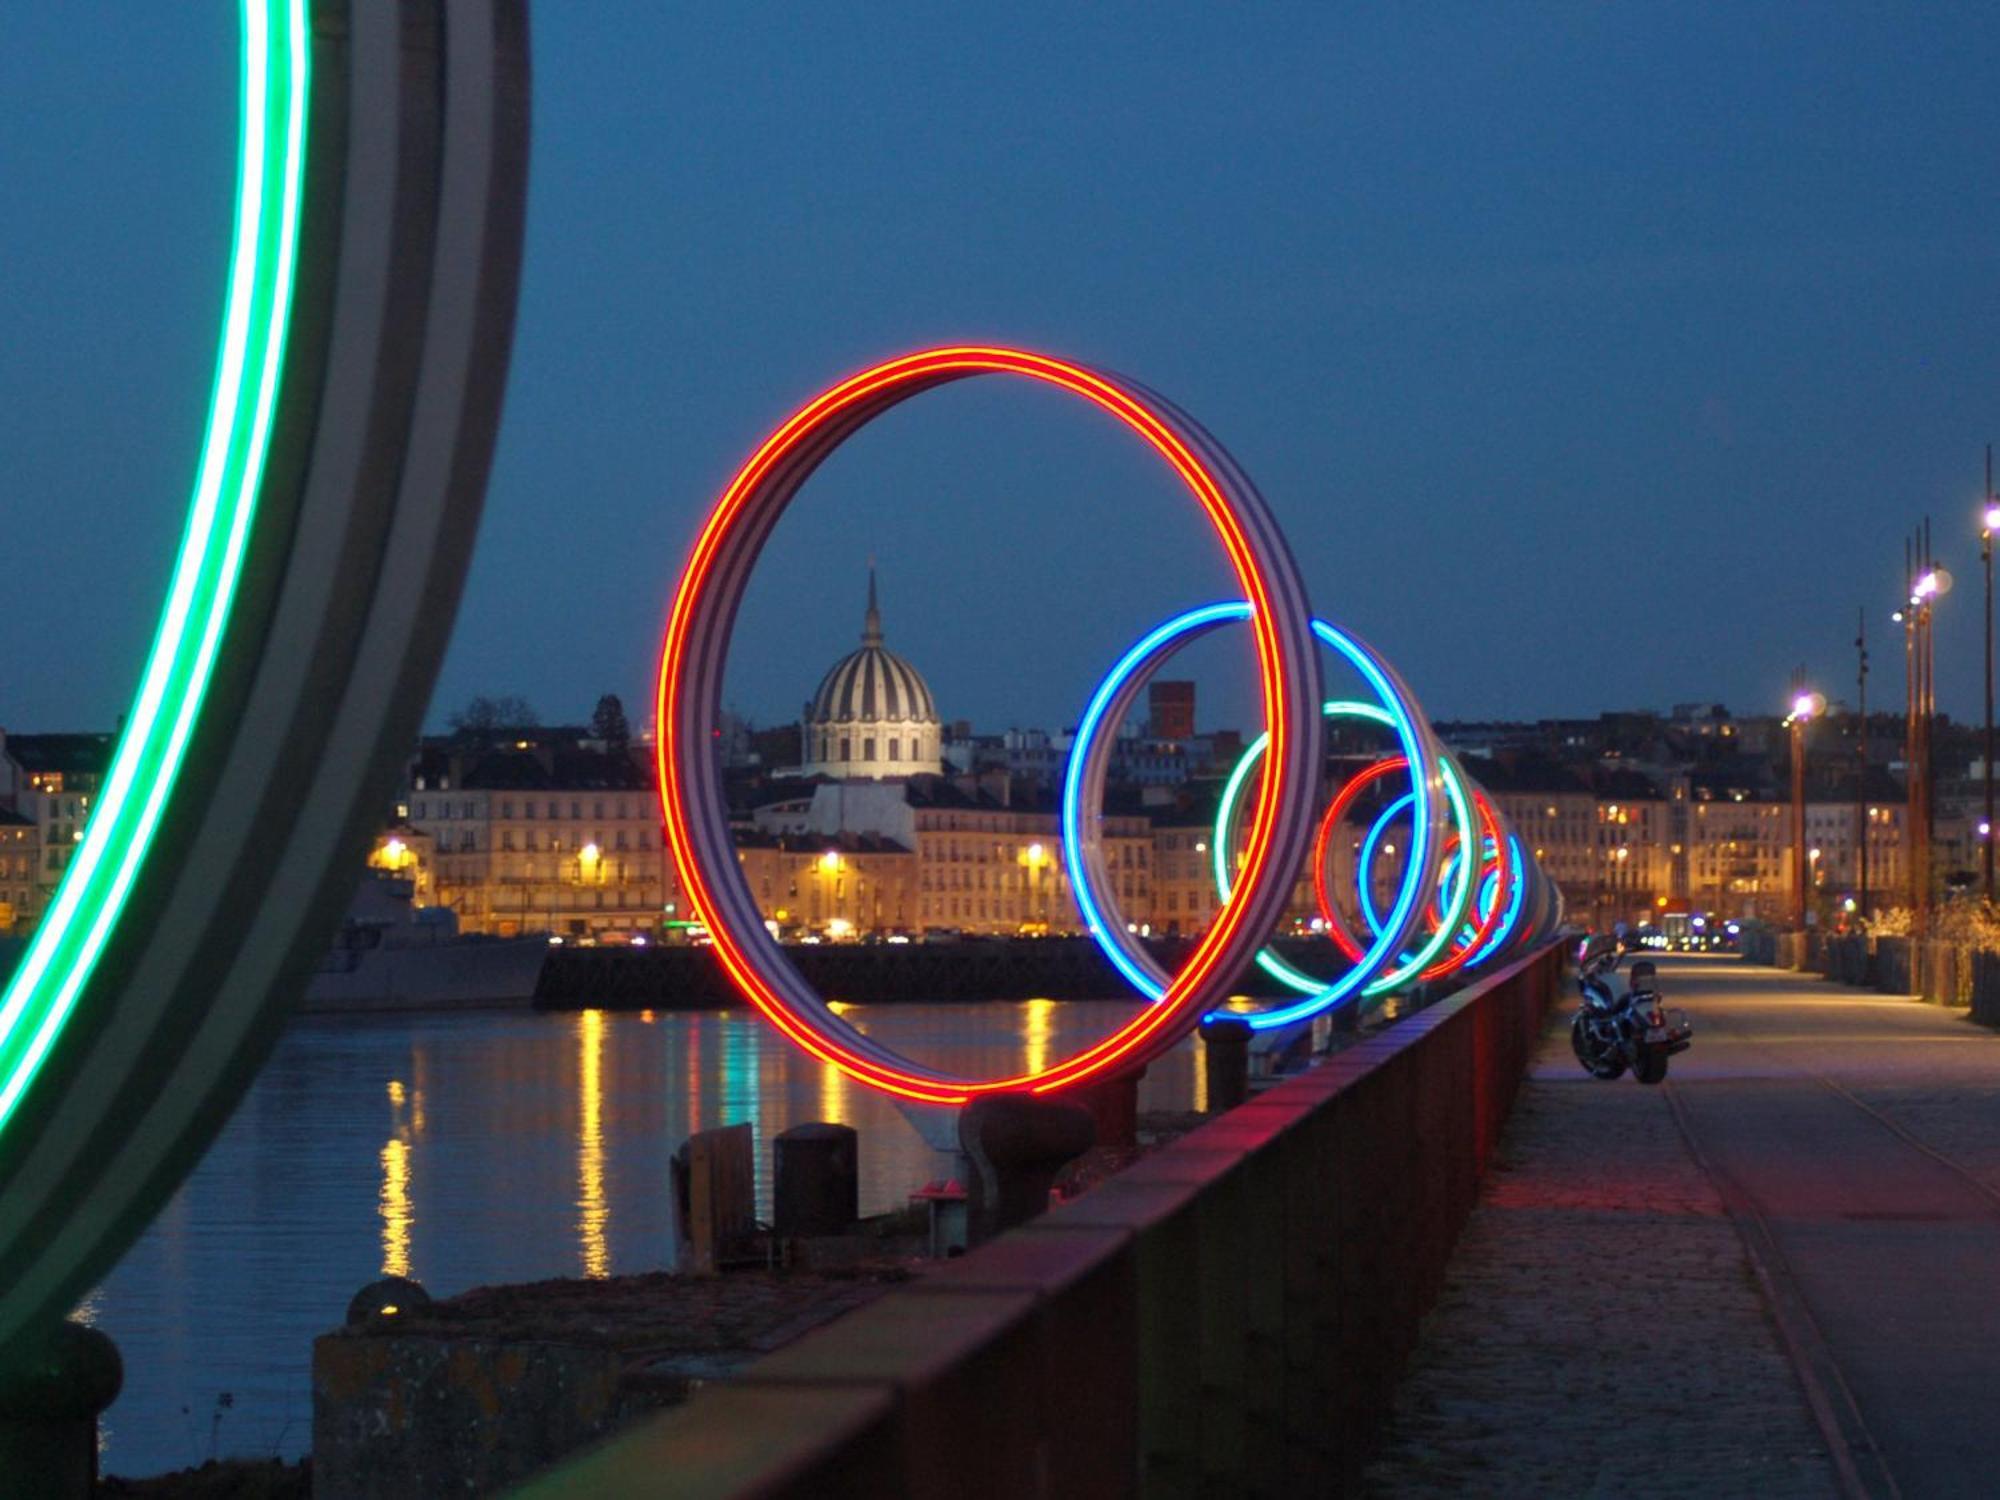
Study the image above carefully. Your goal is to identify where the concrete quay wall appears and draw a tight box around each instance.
[534,936,1301,1009]
[516,941,1566,1499]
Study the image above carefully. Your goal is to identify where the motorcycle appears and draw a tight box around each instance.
[1571,936,1692,1085]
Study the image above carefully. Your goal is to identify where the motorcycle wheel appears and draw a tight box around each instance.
[1571,1013,1625,1079]
[1633,1050,1669,1086]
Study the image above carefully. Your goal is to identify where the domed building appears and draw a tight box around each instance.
[801,569,942,779]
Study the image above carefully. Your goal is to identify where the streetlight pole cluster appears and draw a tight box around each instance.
[1900,530,1948,933]
[1800,456,2000,938]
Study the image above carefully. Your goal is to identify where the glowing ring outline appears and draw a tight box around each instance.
[1224,740,1476,994]
[1352,785,1508,980]
[1207,708,1434,1015]
[0,0,309,1138]
[1058,605,1444,1029]
[656,349,1324,1103]
[1464,836,1530,968]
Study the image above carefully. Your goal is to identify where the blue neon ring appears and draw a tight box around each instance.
[1059,604,1439,1030]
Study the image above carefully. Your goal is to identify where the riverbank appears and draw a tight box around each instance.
[533,935,1308,1009]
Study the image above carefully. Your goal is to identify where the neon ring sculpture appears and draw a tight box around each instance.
[1339,775,1542,972]
[1309,756,1480,979]
[656,348,1326,1104]
[1210,705,1476,1003]
[1334,775,1509,980]
[1062,604,1452,1029]
[0,1,529,1358]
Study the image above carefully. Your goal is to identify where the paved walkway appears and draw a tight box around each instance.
[1368,955,2000,1498]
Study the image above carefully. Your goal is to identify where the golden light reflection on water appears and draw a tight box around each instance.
[577,1009,610,1278]
[378,1137,412,1278]
[819,1058,849,1125]
[1024,997,1056,1076]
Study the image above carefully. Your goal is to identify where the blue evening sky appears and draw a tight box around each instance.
[5,5,2000,737]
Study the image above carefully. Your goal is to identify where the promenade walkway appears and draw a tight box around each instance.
[1368,955,2000,1498]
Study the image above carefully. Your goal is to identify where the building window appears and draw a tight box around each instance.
[840,737,851,761]
[889,740,900,762]
[864,738,876,761]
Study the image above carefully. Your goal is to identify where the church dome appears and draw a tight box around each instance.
[802,569,942,779]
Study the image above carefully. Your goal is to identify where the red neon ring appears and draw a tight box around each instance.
[1312,758,1409,965]
[1415,793,1509,982]
[1311,762,1507,980]
[655,347,1322,1104]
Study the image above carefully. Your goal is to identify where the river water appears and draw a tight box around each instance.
[81,1001,1202,1478]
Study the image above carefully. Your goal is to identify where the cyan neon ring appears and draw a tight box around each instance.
[0,1,530,1356]
[1062,606,1448,1029]
[1464,836,1530,968]
[1272,742,1478,991]
[1350,783,1508,980]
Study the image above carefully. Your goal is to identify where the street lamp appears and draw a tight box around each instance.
[1984,445,1998,903]
[1784,685,1825,932]
[1910,539,1949,931]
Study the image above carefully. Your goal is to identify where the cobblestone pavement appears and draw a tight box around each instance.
[1364,995,1837,1498]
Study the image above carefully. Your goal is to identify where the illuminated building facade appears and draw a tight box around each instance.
[403,740,682,940]
[0,732,114,929]
[735,832,917,938]
[0,809,36,933]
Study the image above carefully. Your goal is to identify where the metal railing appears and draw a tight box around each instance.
[513,942,1566,1498]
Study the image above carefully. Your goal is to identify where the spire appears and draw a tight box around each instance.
[862,560,882,647]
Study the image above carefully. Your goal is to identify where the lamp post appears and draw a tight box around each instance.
[1984,446,1998,903]
[1785,683,1824,933]
[1855,608,1869,921]
[1911,550,1950,930]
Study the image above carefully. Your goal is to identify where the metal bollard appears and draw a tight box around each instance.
[958,1094,1095,1245]
[1200,1015,1252,1112]
[0,1320,122,1499]
[1077,1068,1142,1151]
[774,1122,860,1238]
[346,1276,432,1327]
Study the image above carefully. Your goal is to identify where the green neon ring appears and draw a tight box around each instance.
[1212,720,1476,996]
[0,0,309,1135]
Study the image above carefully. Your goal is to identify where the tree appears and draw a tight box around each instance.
[447,695,539,735]
[592,694,632,749]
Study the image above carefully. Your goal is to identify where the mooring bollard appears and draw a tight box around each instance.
[0,1320,123,1498]
[774,1122,859,1238]
[958,1094,1095,1246]
[1200,1015,1253,1112]
[1077,1067,1142,1151]
[346,1276,432,1327]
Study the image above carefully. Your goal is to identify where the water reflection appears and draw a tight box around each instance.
[1024,997,1055,1076]
[576,1010,609,1278]
[85,1000,1195,1477]
[378,1138,411,1279]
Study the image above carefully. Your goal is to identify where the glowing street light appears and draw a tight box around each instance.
[1786,677,1819,931]
[1985,446,1999,902]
